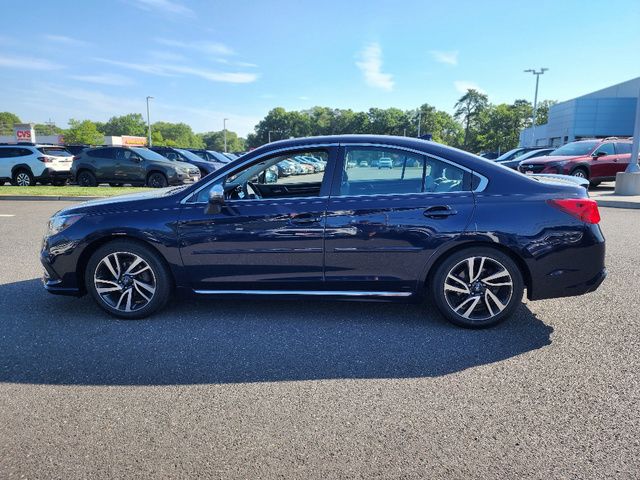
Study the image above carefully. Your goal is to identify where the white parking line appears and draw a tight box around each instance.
[0,214,15,217]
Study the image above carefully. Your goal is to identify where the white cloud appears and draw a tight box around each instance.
[69,73,134,86]
[156,38,234,56]
[454,80,485,94]
[0,55,63,71]
[95,57,258,84]
[44,35,89,46]
[130,0,193,16]
[430,50,458,66]
[356,42,394,91]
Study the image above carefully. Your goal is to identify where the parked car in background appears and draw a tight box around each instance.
[479,151,499,160]
[378,157,393,169]
[42,134,606,329]
[71,146,200,187]
[185,149,230,171]
[0,144,72,186]
[518,138,634,187]
[149,147,216,177]
[64,145,92,156]
[499,148,554,170]
[494,146,547,163]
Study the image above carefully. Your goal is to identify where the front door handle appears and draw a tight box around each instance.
[424,205,457,219]
[290,214,322,225]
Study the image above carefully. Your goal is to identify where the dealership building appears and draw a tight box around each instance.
[520,76,639,147]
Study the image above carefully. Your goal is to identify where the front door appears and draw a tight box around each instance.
[590,142,617,180]
[114,149,145,183]
[324,145,476,293]
[178,147,336,291]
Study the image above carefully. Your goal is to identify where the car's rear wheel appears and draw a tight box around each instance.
[77,171,97,187]
[85,240,172,319]
[12,169,34,186]
[430,247,524,328]
[147,172,168,188]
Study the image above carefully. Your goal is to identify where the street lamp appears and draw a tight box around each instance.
[417,109,422,137]
[524,68,548,146]
[223,118,229,152]
[146,96,154,147]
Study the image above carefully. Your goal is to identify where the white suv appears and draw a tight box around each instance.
[0,144,73,186]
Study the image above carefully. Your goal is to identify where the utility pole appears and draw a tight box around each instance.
[417,109,422,137]
[223,118,229,152]
[524,68,548,146]
[146,96,154,146]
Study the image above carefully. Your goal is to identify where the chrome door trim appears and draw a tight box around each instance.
[193,289,413,297]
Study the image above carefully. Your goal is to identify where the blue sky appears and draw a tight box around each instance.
[1,0,639,136]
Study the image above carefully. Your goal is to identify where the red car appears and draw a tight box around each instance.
[518,137,633,187]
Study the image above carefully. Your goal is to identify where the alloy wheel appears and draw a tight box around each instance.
[16,172,31,186]
[443,256,514,322]
[572,170,587,179]
[93,252,157,312]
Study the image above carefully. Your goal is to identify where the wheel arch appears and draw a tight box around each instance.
[11,163,34,176]
[420,240,532,297]
[76,234,176,294]
[569,163,591,178]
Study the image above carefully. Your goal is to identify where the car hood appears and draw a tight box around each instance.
[59,186,187,215]
[519,155,579,165]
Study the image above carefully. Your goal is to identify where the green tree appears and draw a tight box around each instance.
[535,99,557,126]
[99,113,147,137]
[199,130,246,152]
[63,119,104,145]
[151,121,204,148]
[0,112,21,135]
[34,123,64,136]
[454,89,489,150]
[475,100,533,152]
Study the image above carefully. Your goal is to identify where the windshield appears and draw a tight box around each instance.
[551,141,598,156]
[206,150,231,163]
[495,148,526,162]
[37,147,72,157]
[132,147,171,162]
[175,148,205,162]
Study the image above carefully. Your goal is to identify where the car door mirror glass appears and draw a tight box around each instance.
[205,184,225,214]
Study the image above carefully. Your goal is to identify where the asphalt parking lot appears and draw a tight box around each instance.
[0,200,638,479]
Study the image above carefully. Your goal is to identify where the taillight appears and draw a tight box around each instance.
[37,156,52,163]
[547,198,601,224]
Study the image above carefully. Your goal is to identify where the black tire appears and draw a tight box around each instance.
[147,172,168,188]
[109,183,123,187]
[570,167,589,180]
[77,170,97,187]
[85,239,172,319]
[430,247,524,328]
[11,169,34,187]
[589,180,601,188]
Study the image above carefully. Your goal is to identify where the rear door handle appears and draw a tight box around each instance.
[424,205,457,218]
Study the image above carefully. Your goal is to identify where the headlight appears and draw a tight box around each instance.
[47,214,83,236]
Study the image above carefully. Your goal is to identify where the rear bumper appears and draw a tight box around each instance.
[37,168,72,179]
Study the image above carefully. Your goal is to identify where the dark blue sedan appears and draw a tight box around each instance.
[41,135,606,328]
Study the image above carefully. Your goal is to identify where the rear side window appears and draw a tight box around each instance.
[87,148,115,159]
[16,148,33,157]
[340,147,469,196]
[616,143,632,154]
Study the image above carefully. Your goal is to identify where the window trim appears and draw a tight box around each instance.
[181,142,488,204]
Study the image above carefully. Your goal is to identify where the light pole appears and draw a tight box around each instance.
[524,68,548,146]
[223,118,229,152]
[417,109,422,137]
[146,96,154,146]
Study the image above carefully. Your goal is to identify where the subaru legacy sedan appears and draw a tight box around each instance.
[41,135,606,328]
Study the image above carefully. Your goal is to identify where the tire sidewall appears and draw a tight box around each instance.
[147,173,167,188]
[78,171,97,187]
[12,169,34,186]
[431,247,524,328]
[85,240,172,319]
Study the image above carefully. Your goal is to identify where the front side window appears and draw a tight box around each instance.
[194,149,329,202]
[339,147,468,196]
[594,143,615,156]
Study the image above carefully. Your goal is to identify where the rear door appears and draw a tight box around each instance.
[323,145,476,293]
[86,148,116,181]
[614,142,632,172]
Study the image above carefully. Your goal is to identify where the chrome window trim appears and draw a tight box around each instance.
[180,141,488,204]
[194,289,412,297]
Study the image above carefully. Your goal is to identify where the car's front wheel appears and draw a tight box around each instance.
[147,172,168,188]
[85,240,172,319]
[430,247,524,328]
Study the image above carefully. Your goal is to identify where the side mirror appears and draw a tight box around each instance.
[131,156,142,163]
[593,151,607,158]
[205,184,225,214]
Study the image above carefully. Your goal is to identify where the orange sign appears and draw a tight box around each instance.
[121,136,147,146]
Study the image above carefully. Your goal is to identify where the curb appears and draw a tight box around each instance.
[0,195,104,202]
[595,199,640,210]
